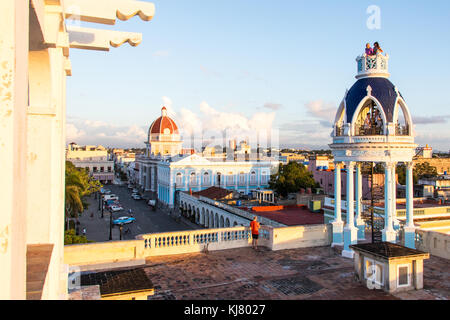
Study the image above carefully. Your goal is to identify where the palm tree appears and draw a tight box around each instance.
[64,161,103,231]
[65,185,83,231]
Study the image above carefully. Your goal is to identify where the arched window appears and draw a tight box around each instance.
[189,172,196,185]
[261,171,269,184]
[393,99,411,136]
[216,172,222,186]
[354,99,384,136]
[203,172,210,185]
[250,171,257,184]
[239,172,245,185]
[176,172,183,185]
[227,172,234,185]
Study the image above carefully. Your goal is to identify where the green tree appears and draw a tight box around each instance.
[64,229,88,245]
[269,162,318,197]
[413,162,438,183]
[64,161,102,230]
[397,162,437,185]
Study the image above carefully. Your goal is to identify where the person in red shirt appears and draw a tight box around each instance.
[250,216,260,250]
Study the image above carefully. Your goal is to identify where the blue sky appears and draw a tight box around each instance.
[67,0,450,151]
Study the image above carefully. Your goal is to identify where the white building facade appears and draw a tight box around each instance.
[66,143,115,184]
[136,107,277,207]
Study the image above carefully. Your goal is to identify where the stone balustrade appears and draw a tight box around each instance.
[64,224,329,269]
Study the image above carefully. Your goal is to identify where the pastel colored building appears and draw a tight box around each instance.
[66,143,114,184]
[136,107,278,207]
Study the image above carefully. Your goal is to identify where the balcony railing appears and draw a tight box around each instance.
[356,53,389,78]
[335,125,345,137]
[395,124,409,136]
[64,224,332,267]
[355,125,383,136]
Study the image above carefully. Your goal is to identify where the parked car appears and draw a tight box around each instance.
[132,188,139,193]
[105,199,119,206]
[110,205,124,212]
[131,194,142,200]
[100,188,111,194]
[113,216,136,225]
[104,194,119,201]
[128,185,133,189]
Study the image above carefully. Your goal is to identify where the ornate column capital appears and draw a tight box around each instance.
[383,162,395,170]
[345,161,355,169]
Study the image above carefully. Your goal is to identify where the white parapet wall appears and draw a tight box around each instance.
[270,224,332,251]
[64,240,145,268]
[64,224,331,269]
[415,229,450,260]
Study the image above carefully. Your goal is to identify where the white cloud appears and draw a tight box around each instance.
[66,117,147,148]
[263,102,282,110]
[305,100,336,125]
[161,96,177,118]
[66,123,86,142]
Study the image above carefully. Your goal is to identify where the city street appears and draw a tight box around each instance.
[77,184,200,243]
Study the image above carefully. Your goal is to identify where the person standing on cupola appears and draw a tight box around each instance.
[365,43,374,55]
[373,42,383,55]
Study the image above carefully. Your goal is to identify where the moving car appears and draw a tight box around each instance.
[131,194,142,200]
[113,216,136,225]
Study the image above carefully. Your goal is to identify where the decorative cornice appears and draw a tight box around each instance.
[64,0,155,25]
[67,26,142,51]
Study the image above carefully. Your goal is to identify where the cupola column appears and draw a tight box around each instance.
[331,162,344,247]
[355,163,365,239]
[342,161,358,258]
[404,162,416,248]
[391,163,400,231]
[382,162,396,242]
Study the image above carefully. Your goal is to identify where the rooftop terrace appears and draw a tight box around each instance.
[75,245,448,300]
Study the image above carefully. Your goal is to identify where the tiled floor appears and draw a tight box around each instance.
[141,246,450,300]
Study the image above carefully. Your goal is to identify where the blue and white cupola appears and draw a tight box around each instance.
[329,49,418,256]
[330,51,417,163]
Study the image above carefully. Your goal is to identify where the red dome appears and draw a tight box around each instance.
[149,107,179,135]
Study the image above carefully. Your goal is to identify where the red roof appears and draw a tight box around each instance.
[248,206,324,226]
[189,187,233,200]
[149,107,179,135]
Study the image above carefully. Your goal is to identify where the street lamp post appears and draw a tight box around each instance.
[101,196,104,218]
[109,210,113,240]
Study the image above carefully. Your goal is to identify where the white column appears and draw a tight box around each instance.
[343,162,358,258]
[0,0,29,299]
[392,163,399,229]
[245,172,249,194]
[332,162,344,247]
[382,162,396,242]
[404,162,416,248]
[355,163,365,239]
